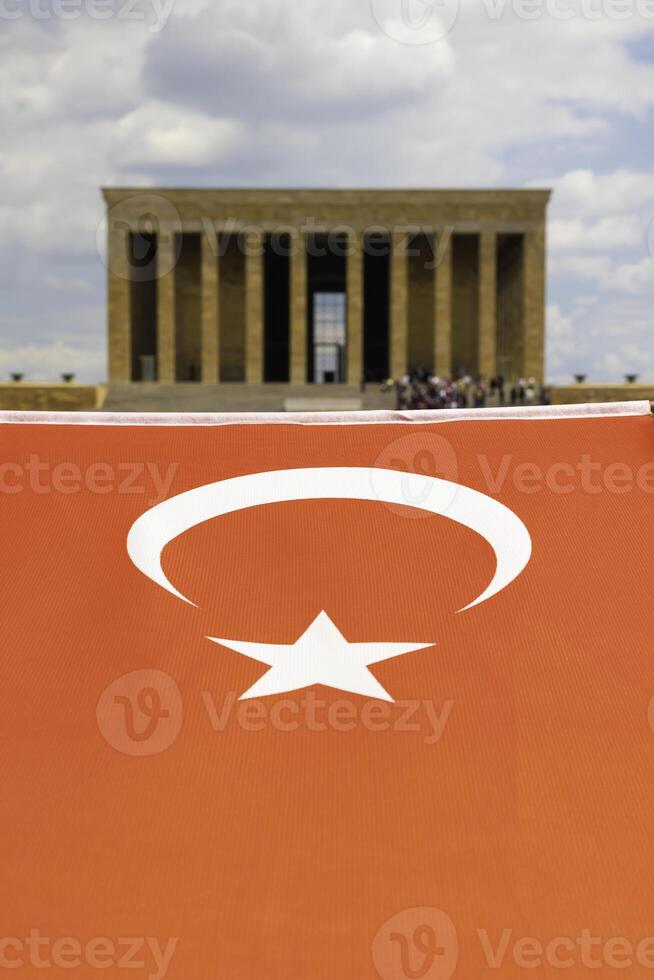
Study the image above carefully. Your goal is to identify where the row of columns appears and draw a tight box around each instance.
[108,226,545,384]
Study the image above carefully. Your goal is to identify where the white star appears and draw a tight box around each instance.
[208,612,434,702]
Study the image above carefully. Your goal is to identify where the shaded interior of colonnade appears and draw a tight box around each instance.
[264,233,290,382]
[496,233,524,381]
[175,233,201,381]
[126,228,526,383]
[219,232,245,382]
[363,234,390,383]
[408,233,435,377]
[128,231,157,382]
[263,231,391,384]
[448,233,525,380]
[452,234,480,378]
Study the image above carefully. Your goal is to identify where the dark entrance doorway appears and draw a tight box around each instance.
[307,233,347,383]
[312,292,346,383]
[363,233,390,382]
[264,232,290,382]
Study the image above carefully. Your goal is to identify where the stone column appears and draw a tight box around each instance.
[201,228,219,383]
[346,231,363,386]
[157,228,176,383]
[290,230,307,384]
[390,230,408,380]
[245,229,264,384]
[478,230,497,379]
[523,223,546,381]
[107,223,131,383]
[434,228,452,378]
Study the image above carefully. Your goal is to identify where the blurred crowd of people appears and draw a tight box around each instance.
[385,370,551,411]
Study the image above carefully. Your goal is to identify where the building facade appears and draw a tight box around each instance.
[104,188,550,388]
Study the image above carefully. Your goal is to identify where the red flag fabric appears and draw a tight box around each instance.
[1,401,653,979]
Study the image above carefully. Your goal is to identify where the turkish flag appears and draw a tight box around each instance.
[0,402,653,979]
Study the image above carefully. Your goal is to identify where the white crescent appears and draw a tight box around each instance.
[127,467,531,612]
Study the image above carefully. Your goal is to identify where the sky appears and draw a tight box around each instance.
[1,0,653,383]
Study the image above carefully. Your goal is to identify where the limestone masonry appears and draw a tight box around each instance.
[103,188,551,392]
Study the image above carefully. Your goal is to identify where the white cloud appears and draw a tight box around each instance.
[546,294,654,381]
[116,103,244,167]
[45,274,93,292]
[605,256,654,292]
[546,303,577,378]
[550,216,643,251]
[0,0,653,380]
[550,253,614,280]
[549,168,654,216]
[0,341,104,382]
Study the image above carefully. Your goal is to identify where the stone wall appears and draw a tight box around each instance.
[103,188,552,229]
[552,385,654,405]
[0,384,101,412]
[1,382,650,414]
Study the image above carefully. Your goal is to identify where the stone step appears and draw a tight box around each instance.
[284,398,362,412]
[102,384,395,414]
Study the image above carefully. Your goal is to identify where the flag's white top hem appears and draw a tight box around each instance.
[0,401,650,426]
